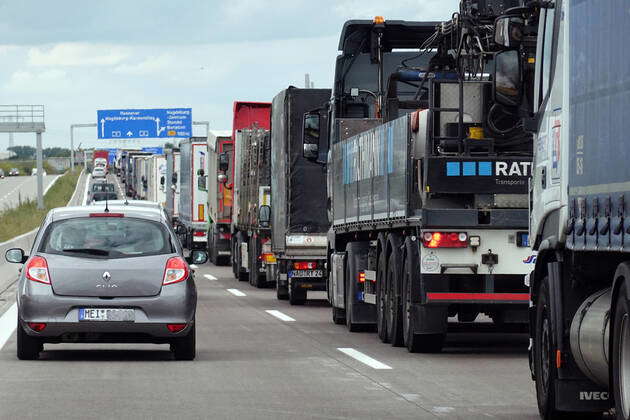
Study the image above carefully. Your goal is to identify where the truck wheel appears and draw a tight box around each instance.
[613,278,630,420]
[249,239,266,288]
[345,243,360,332]
[376,245,389,343]
[231,240,238,279]
[386,245,404,346]
[236,234,248,282]
[332,307,346,325]
[534,277,573,419]
[17,320,42,360]
[289,286,306,305]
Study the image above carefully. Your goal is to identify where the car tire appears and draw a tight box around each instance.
[613,278,630,420]
[171,324,196,361]
[16,321,41,361]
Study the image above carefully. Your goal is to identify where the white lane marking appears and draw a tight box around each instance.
[265,310,296,322]
[82,174,92,205]
[203,274,217,281]
[337,348,393,370]
[0,303,17,350]
[43,174,62,195]
[190,264,198,269]
[227,288,246,297]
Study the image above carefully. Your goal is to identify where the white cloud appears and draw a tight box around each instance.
[4,69,70,92]
[113,54,173,75]
[27,43,130,67]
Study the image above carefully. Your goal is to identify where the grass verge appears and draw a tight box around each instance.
[0,169,82,242]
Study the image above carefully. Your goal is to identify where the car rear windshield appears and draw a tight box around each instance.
[40,217,174,258]
[92,183,115,192]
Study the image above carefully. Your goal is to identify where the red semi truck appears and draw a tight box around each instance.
[92,150,109,173]
[207,102,271,267]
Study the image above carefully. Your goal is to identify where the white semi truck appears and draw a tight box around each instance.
[178,137,209,249]
[494,0,630,418]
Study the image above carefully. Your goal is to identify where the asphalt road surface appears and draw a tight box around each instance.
[0,261,539,419]
[0,175,60,210]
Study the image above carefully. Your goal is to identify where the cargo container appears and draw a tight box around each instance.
[178,137,209,249]
[269,87,331,304]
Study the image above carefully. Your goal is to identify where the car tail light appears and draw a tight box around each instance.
[26,256,51,284]
[422,232,468,248]
[219,232,231,240]
[193,231,206,237]
[27,322,46,332]
[163,257,189,285]
[293,261,316,270]
[166,323,187,333]
[89,213,124,217]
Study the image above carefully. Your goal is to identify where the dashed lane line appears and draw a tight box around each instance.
[203,274,217,281]
[0,303,17,350]
[265,310,296,322]
[337,348,393,370]
[226,288,246,297]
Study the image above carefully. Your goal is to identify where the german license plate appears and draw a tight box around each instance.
[289,269,323,278]
[79,308,135,322]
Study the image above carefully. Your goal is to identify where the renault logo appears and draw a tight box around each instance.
[102,272,111,282]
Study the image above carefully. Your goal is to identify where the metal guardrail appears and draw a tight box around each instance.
[0,105,45,133]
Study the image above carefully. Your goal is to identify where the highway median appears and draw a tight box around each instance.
[0,169,81,242]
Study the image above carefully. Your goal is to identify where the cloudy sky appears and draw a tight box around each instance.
[0,0,458,149]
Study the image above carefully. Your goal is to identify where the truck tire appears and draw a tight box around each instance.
[613,277,630,420]
[534,277,582,419]
[277,285,289,300]
[171,324,196,361]
[332,307,346,325]
[345,242,360,332]
[249,238,266,288]
[231,239,238,279]
[376,243,389,343]
[16,320,42,360]
[236,234,248,282]
[386,240,404,346]
[289,285,306,305]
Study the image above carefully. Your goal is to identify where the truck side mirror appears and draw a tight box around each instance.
[258,205,271,228]
[160,176,165,186]
[494,16,524,48]
[217,174,228,184]
[219,153,229,172]
[303,112,320,160]
[494,50,522,108]
[172,172,178,185]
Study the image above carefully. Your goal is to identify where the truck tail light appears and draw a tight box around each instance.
[358,271,366,283]
[163,257,189,285]
[262,253,277,263]
[26,256,51,285]
[193,231,206,237]
[422,232,468,248]
[293,261,316,270]
[219,232,231,240]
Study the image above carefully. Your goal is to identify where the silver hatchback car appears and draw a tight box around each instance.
[5,205,207,360]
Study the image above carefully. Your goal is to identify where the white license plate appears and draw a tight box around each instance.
[289,269,323,278]
[79,308,135,322]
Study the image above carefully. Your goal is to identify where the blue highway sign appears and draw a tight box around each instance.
[97,108,192,139]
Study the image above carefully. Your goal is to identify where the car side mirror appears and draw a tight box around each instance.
[494,16,524,48]
[186,250,208,265]
[219,153,229,172]
[494,49,523,108]
[302,112,320,160]
[5,248,27,264]
[258,205,271,228]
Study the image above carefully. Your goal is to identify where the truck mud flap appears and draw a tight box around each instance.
[554,379,611,413]
[411,303,447,335]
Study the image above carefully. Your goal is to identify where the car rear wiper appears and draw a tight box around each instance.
[62,248,110,256]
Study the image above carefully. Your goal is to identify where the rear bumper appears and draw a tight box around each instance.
[425,292,530,305]
[18,279,196,340]
[289,277,326,291]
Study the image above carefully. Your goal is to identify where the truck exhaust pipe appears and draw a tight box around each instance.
[570,288,611,387]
